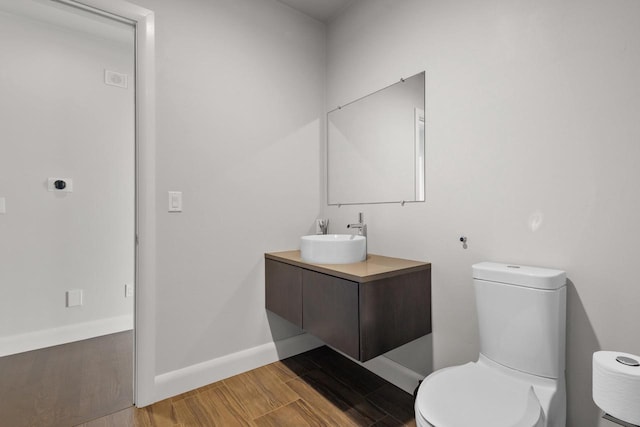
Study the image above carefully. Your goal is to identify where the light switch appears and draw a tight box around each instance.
[168,191,182,212]
[0,197,5,214]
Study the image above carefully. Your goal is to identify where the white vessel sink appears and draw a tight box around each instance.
[300,234,366,264]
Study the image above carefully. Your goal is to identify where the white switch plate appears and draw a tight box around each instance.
[66,290,83,307]
[168,191,182,212]
[0,197,5,214]
[125,284,134,297]
[48,178,73,192]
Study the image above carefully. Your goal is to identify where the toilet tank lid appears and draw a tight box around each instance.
[473,262,566,290]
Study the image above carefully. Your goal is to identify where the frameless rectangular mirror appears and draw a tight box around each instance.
[327,71,425,206]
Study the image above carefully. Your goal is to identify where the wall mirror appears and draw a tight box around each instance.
[327,71,425,206]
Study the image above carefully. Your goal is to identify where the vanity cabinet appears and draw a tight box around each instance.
[265,251,431,362]
[302,269,360,358]
[265,258,303,327]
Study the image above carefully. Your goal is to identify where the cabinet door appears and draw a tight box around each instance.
[359,269,432,361]
[302,270,359,359]
[265,259,302,327]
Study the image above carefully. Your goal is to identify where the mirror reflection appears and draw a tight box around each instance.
[327,71,425,205]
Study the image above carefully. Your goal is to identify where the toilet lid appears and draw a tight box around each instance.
[416,362,544,427]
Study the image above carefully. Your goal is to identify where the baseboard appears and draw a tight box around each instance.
[151,333,424,404]
[153,333,323,403]
[363,355,425,394]
[0,314,134,357]
[325,345,426,395]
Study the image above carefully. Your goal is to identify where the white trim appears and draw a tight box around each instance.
[414,107,425,201]
[364,355,425,394]
[0,315,133,357]
[51,0,136,24]
[132,6,156,409]
[154,334,323,403]
[61,0,157,407]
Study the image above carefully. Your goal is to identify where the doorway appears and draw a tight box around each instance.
[0,0,136,424]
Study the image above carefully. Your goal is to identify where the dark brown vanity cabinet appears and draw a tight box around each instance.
[265,252,432,362]
[302,269,360,359]
[265,258,303,327]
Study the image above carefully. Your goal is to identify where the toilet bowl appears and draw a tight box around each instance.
[415,354,564,427]
[415,262,567,427]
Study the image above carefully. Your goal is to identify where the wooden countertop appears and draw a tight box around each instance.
[265,250,430,283]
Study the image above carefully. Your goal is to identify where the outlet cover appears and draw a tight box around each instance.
[66,290,83,307]
[125,284,134,297]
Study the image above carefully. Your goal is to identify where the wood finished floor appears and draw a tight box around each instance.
[79,346,416,427]
[0,331,133,427]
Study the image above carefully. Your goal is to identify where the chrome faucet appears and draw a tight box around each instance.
[347,212,367,259]
[347,212,367,237]
[316,219,329,235]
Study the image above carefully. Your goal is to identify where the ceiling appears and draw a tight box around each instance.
[276,0,355,22]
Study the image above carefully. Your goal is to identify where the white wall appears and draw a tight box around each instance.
[133,0,325,381]
[0,5,135,355]
[324,1,640,426]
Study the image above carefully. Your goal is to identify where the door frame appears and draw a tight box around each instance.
[55,0,157,407]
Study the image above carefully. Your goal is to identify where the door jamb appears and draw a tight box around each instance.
[56,0,157,407]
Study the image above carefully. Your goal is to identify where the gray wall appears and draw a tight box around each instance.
[323,1,640,426]
[0,5,135,355]
[133,0,325,376]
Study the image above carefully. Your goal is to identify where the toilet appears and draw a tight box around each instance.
[415,262,567,427]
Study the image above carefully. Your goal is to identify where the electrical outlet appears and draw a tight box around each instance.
[125,284,134,297]
[105,69,128,88]
[66,290,83,307]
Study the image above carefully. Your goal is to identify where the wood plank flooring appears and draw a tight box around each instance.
[79,346,416,427]
[0,331,133,427]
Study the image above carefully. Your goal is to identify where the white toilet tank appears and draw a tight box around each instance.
[473,262,567,379]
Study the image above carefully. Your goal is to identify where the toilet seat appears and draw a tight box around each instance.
[416,361,545,427]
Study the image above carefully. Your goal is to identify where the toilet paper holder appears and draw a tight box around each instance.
[601,355,640,427]
[603,413,640,427]
[593,352,640,427]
